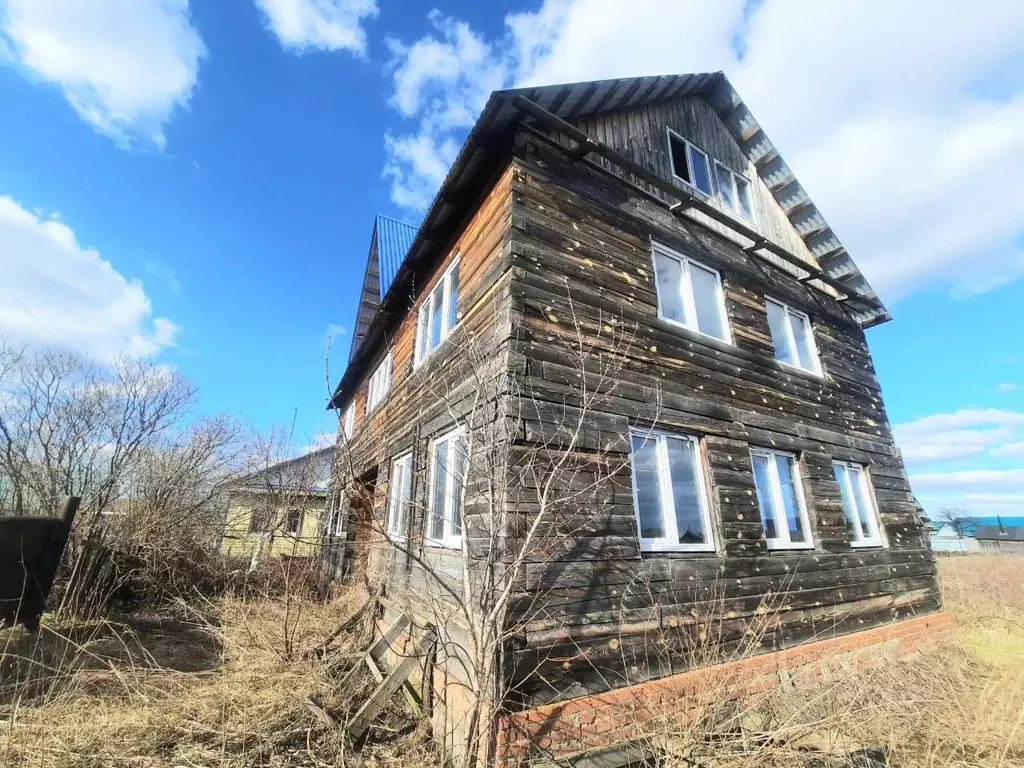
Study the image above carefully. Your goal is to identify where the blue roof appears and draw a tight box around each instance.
[375,215,417,297]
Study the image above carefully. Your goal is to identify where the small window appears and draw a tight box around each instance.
[651,242,731,343]
[249,507,270,533]
[766,298,821,375]
[426,428,468,548]
[343,404,355,441]
[629,430,715,552]
[667,129,713,197]
[385,453,413,538]
[415,257,461,367]
[285,509,303,536]
[750,448,813,550]
[367,352,392,412]
[832,462,885,548]
[714,161,755,221]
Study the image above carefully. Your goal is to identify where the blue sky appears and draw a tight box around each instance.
[1,0,1023,517]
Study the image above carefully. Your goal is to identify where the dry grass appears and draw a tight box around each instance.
[0,585,438,767]
[2,556,1023,767]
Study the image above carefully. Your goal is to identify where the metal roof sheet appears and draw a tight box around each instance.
[375,215,417,297]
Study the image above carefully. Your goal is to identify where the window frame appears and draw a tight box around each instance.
[366,351,392,413]
[628,428,717,553]
[342,403,355,441]
[650,241,733,345]
[749,447,814,551]
[765,297,823,376]
[713,160,756,223]
[385,453,413,539]
[666,128,714,198]
[285,508,303,536]
[832,461,886,549]
[425,427,468,549]
[414,256,461,368]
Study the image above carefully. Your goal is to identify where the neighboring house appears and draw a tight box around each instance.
[975,523,1024,553]
[221,447,336,560]
[929,522,982,554]
[328,72,942,761]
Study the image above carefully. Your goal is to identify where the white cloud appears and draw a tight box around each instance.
[997,382,1020,392]
[254,0,377,54]
[0,0,205,148]
[382,0,1024,302]
[0,195,178,359]
[991,441,1024,459]
[894,409,1024,465]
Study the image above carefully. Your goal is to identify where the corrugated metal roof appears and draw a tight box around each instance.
[975,524,1024,542]
[375,215,417,297]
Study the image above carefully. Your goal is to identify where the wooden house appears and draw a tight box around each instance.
[221,446,335,562]
[328,73,944,763]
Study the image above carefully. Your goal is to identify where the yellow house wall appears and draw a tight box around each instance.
[221,498,326,559]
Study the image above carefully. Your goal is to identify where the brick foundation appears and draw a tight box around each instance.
[497,611,956,765]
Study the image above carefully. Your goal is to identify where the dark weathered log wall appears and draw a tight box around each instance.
[503,124,938,706]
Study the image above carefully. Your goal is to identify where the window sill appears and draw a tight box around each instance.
[414,323,462,372]
[657,315,734,349]
[775,360,824,381]
[765,542,814,551]
[424,538,462,550]
[639,542,717,554]
[850,540,886,549]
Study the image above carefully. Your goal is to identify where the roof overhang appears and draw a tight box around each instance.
[329,72,888,410]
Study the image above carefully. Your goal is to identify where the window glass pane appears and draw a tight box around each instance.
[654,250,686,324]
[399,458,413,534]
[716,164,736,210]
[669,135,690,183]
[665,437,705,545]
[775,454,806,542]
[447,268,460,332]
[689,262,727,341]
[430,442,448,540]
[430,285,444,351]
[788,311,816,372]
[631,434,664,539]
[416,304,430,363]
[833,464,861,540]
[736,176,754,219]
[449,436,468,537]
[848,467,874,539]
[688,146,712,195]
[751,453,779,540]
[766,300,795,366]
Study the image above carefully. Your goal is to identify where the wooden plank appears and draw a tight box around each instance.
[348,629,435,742]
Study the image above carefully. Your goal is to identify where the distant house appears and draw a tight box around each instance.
[975,523,1024,554]
[221,447,336,561]
[929,523,981,554]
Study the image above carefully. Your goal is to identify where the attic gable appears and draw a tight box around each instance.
[348,215,417,361]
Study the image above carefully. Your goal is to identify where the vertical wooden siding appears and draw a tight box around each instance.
[577,95,820,276]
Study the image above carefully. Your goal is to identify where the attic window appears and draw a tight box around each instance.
[667,129,713,196]
[415,257,461,367]
[714,162,755,221]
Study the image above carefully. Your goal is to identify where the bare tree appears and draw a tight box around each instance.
[936,505,979,538]
[329,288,646,767]
[0,337,195,523]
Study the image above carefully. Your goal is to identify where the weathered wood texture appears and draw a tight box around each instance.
[501,123,937,706]
[334,93,937,712]
[338,163,517,653]
[573,96,820,277]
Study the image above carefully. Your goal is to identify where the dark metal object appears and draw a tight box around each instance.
[0,496,80,630]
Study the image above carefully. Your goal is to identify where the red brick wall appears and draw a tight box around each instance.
[497,611,955,765]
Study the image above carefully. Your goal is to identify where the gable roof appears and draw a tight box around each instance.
[234,446,334,495]
[348,215,417,361]
[330,72,887,409]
